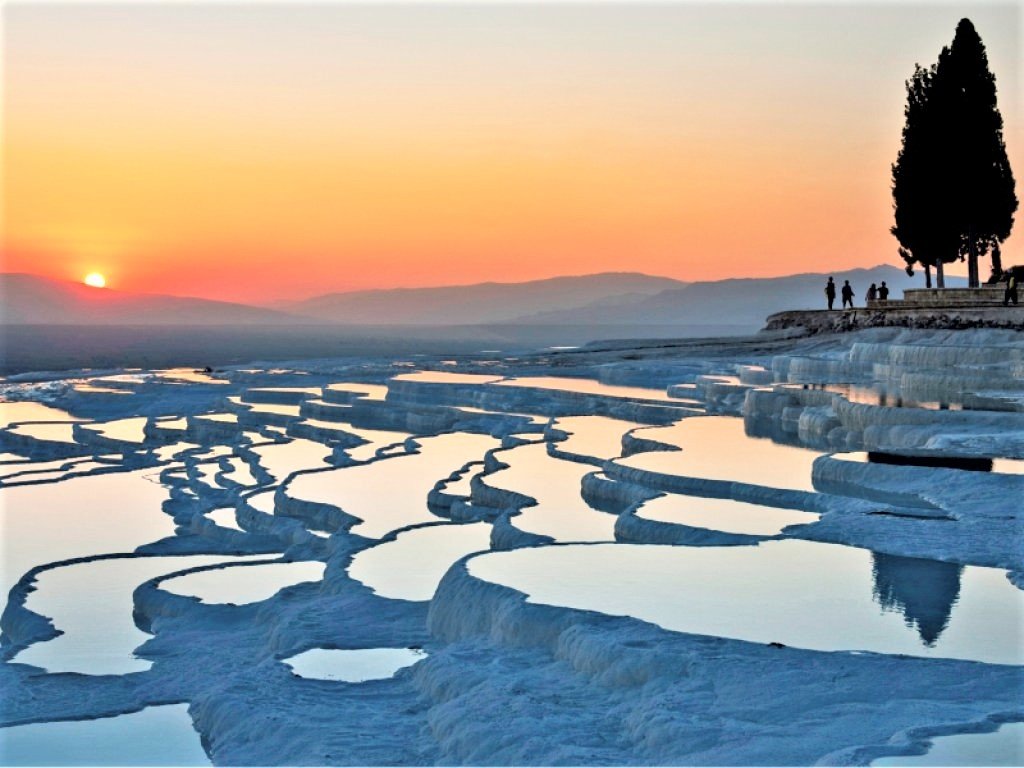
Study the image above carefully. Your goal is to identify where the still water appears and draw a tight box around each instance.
[469,540,1023,665]
[0,705,210,766]
[284,647,427,682]
[348,522,491,601]
[620,416,820,493]
[286,433,499,539]
[161,561,325,605]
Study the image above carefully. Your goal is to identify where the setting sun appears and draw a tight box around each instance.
[83,272,106,288]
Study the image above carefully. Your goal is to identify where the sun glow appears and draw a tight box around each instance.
[83,272,106,288]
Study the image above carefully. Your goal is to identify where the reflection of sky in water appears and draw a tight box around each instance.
[872,722,1024,767]
[496,376,680,402]
[392,371,504,384]
[0,704,210,766]
[13,555,257,675]
[0,470,175,598]
[162,561,325,605]
[249,439,334,483]
[7,422,78,444]
[287,432,498,538]
[325,382,388,401]
[284,647,427,682]
[349,523,491,601]
[469,540,1024,665]
[207,507,244,531]
[637,494,818,536]
[621,416,820,493]
[487,442,615,542]
[0,401,83,428]
[85,417,148,443]
[553,415,638,460]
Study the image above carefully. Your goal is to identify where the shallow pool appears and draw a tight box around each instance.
[620,416,820,493]
[161,560,325,605]
[636,494,818,536]
[468,540,1024,665]
[284,647,427,682]
[348,522,491,601]
[0,704,210,766]
[872,722,1024,766]
[12,555,254,675]
[285,432,499,538]
[486,442,615,542]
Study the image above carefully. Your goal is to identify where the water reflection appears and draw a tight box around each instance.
[872,552,963,647]
[0,704,210,766]
[468,540,1023,664]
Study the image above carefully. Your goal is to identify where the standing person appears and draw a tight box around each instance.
[825,277,836,310]
[866,283,878,303]
[1004,271,1019,306]
[878,281,890,301]
[842,280,855,309]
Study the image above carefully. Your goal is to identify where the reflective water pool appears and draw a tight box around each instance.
[325,382,388,401]
[0,704,210,766]
[12,555,252,675]
[496,376,679,402]
[161,560,325,605]
[0,402,83,428]
[552,416,638,461]
[85,418,149,444]
[392,371,504,384]
[348,522,491,601]
[486,442,615,542]
[285,433,499,538]
[0,470,176,598]
[872,722,1024,766]
[636,494,819,536]
[620,416,820,493]
[284,647,427,682]
[248,439,333,482]
[468,540,1024,664]
[8,422,79,444]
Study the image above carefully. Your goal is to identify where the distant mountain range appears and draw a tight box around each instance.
[1,267,962,328]
[506,265,967,328]
[0,274,307,325]
[277,273,687,325]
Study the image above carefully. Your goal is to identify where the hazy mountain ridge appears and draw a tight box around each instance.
[0,274,309,325]
[278,272,688,325]
[2,267,964,329]
[507,266,968,327]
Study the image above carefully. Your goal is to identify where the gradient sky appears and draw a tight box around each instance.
[3,2,1021,303]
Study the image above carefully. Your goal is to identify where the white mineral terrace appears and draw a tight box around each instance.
[1,327,1022,766]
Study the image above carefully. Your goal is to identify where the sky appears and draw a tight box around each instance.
[2,1,1021,303]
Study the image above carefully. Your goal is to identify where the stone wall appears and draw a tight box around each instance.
[764,306,1024,335]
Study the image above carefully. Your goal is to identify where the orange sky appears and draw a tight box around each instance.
[3,3,1021,303]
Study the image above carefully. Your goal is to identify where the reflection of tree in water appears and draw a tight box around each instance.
[872,552,964,646]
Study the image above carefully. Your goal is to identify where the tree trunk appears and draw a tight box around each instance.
[991,246,1003,278]
[968,225,979,288]
[925,263,933,288]
[936,259,946,288]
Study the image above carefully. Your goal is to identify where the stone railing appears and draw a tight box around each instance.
[865,287,1007,308]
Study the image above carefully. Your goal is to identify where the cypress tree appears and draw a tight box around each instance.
[891,19,1016,288]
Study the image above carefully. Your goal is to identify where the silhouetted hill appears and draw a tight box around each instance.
[0,274,309,325]
[279,273,687,325]
[508,266,968,328]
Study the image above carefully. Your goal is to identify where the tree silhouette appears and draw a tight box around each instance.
[892,19,1016,288]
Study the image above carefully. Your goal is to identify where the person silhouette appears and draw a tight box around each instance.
[866,283,878,303]
[825,277,836,310]
[841,280,855,309]
[878,281,889,301]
